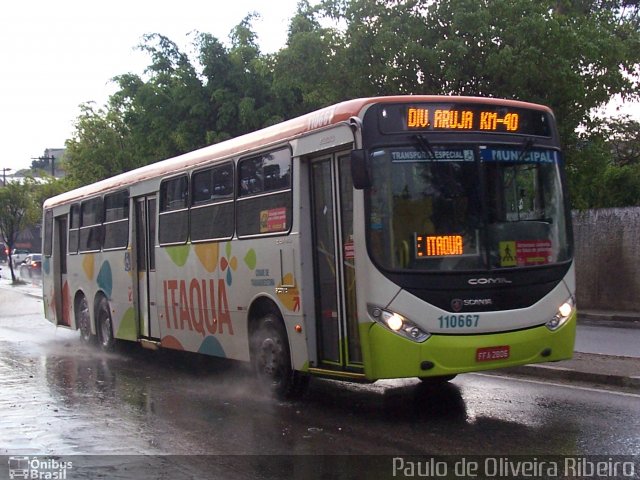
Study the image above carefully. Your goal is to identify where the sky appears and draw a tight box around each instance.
[1,0,302,172]
[1,1,638,174]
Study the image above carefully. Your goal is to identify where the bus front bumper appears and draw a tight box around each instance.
[361,313,576,380]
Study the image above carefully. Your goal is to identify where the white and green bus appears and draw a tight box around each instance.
[42,96,575,397]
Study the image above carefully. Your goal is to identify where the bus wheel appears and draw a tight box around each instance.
[419,374,457,384]
[76,295,94,344]
[96,297,115,351]
[251,314,308,399]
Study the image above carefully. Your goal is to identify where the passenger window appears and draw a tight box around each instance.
[191,163,234,242]
[239,151,291,197]
[79,197,104,252]
[159,176,189,245]
[68,204,80,254]
[237,149,292,237]
[103,190,129,250]
[161,175,189,211]
[192,163,234,205]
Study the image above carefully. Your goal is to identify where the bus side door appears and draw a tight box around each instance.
[133,196,160,339]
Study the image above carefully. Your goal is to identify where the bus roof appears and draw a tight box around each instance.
[44,95,552,208]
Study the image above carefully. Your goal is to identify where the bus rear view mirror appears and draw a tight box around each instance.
[351,149,371,190]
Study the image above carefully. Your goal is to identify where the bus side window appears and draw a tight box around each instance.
[79,197,104,252]
[159,175,189,245]
[68,203,80,254]
[237,149,292,237]
[190,163,235,242]
[103,189,129,250]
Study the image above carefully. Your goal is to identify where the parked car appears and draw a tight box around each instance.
[12,249,30,268]
[19,254,42,278]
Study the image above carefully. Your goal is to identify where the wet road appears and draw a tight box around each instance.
[0,286,639,478]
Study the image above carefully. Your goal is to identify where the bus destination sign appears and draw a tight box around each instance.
[415,234,464,258]
[378,103,551,136]
[408,107,519,132]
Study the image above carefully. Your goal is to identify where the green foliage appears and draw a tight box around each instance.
[65,103,138,185]
[63,0,640,207]
[594,116,640,167]
[273,1,347,114]
[568,116,640,208]
[324,0,638,137]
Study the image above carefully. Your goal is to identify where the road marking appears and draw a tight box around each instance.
[471,372,640,399]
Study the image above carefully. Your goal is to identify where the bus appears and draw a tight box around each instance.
[41,96,576,398]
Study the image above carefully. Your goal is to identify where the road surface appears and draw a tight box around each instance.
[0,285,638,479]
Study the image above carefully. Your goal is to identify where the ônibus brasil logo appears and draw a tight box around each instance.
[8,456,73,479]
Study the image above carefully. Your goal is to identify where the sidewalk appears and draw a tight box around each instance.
[497,352,640,391]
[494,309,640,391]
[0,272,42,298]
[578,309,640,329]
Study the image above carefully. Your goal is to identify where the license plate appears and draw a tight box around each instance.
[476,345,510,362]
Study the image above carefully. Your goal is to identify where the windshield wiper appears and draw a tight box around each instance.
[414,134,436,160]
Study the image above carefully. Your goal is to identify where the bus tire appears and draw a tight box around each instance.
[251,314,308,399]
[76,294,94,344]
[96,297,115,351]
[419,374,457,384]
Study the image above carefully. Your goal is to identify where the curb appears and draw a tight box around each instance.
[488,362,640,392]
[578,311,640,329]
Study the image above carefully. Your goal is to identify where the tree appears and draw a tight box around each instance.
[62,0,639,208]
[569,116,640,208]
[596,116,640,167]
[318,0,442,97]
[64,23,269,186]
[312,0,639,138]
[272,1,349,114]
[308,0,640,206]
[65,33,213,186]
[0,181,40,282]
[201,14,283,138]
[64,103,137,185]
[112,34,212,161]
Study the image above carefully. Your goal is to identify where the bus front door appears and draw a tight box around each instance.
[134,196,160,340]
[310,152,362,372]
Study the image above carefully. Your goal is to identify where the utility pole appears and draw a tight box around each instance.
[1,167,11,186]
[31,155,56,176]
[48,155,55,176]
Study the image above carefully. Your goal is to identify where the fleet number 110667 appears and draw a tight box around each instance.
[438,314,480,329]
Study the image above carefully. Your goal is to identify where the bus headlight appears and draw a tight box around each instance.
[368,305,431,343]
[546,297,575,331]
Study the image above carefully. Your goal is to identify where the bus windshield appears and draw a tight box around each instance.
[366,144,571,271]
